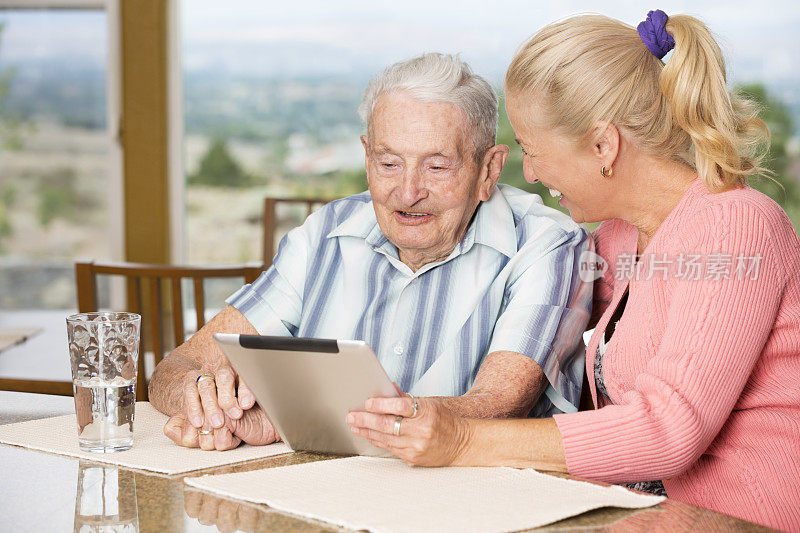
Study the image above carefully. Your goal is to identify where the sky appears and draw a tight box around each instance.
[0,1,797,90]
[176,0,799,86]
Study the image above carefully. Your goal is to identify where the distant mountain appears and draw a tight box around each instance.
[3,59,107,129]
[2,51,798,139]
[185,41,379,80]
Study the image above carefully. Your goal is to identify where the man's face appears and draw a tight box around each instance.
[362,91,491,269]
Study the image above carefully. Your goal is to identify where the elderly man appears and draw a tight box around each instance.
[149,53,591,451]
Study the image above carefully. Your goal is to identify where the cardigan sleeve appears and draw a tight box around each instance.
[553,202,785,482]
[588,220,617,329]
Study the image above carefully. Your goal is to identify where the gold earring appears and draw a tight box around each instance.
[600,166,613,177]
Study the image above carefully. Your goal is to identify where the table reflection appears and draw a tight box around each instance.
[183,484,343,533]
[184,488,263,532]
[74,461,138,533]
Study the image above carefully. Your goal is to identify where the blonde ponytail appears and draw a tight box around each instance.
[661,15,769,191]
[505,13,770,192]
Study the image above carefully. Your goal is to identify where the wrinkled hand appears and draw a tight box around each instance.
[347,396,470,466]
[184,488,265,532]
[164,405,280,451]
[183,363,256,430]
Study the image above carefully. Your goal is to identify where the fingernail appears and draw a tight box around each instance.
[212,414,224,427]
[229,407,242,419]
[346,414,355,424]
[240,395,254,408]
[350,426,358,434]
[190,415,202,428]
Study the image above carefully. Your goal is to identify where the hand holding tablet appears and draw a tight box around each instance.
[214,334,400,456]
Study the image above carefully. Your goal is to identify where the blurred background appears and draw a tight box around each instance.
[0,0,798,311]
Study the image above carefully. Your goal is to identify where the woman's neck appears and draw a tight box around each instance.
[619,159,698,255]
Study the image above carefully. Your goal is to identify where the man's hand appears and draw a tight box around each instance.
[184,488,271,532]
[164,405,281,451]
[148,305,261,421]
[184,489,258,531]
[183,363,256,429]
[165,411,242,450]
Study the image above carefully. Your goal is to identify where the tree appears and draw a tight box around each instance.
[334,167,367,195]
[0,23,24,248]
[37,168,79,226]
[737,83,793,179]
[735,83,800,230]
[0,24,25,151]
[188,138,252,188]
[0,185,14,251]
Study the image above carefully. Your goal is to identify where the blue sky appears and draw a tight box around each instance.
[0,1,797,89]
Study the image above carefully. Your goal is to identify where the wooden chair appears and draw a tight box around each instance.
[0,261,264,399]
[0,378,75,397]
[262,196,335,266]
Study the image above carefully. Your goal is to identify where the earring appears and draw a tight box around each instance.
[600,166,613,177]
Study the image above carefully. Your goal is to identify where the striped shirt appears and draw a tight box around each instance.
[227,184,592,416]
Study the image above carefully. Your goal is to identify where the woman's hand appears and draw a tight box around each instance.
[346,395,472,466]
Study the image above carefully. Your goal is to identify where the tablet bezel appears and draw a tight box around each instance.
[214,333,399,456]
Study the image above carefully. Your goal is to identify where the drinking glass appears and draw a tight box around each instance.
[67,312,141,453]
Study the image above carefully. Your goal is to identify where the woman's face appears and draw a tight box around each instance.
[505,94,610,224]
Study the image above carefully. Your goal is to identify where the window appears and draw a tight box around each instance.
[179,0,799,271]
[0,7,119,310]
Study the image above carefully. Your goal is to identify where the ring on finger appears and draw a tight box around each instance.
[196,373,215,385]
[393,415,403,436]
[409,397,419,418]
[198,428,213,435]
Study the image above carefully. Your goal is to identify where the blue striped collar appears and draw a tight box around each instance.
[327,186,518,260]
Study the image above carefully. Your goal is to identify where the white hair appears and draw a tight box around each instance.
[358,53,499,159]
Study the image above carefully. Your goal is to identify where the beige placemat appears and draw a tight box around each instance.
[0,402,291,474]
[0,327,42,353]
[185,456,665,533]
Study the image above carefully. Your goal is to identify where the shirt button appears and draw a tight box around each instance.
[393,344,404,355]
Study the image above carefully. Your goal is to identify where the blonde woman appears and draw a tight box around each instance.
[348,10,800,530]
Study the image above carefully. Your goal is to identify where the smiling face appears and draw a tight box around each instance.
[505,93,611,224]
[362,91,503,270]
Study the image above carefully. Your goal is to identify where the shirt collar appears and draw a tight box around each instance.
[326,196,382,241]
[466,186,518,259]
[326,186,518,259]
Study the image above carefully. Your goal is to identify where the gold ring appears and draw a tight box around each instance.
[410,397,419,418]
[393,415,403,436]
[196,373,215,384]
[198,428,213,435]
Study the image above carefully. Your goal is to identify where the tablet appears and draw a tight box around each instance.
[213,333,399,456]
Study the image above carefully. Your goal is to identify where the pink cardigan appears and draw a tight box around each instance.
[553,178,800,531]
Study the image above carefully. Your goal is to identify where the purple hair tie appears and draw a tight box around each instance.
[637,9,675,59]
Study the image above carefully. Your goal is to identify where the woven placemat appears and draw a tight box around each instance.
[0,401,291,474]
[185,456,665,533]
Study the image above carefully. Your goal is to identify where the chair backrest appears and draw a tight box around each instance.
[262,197,335,266]
[74,261,264,400]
